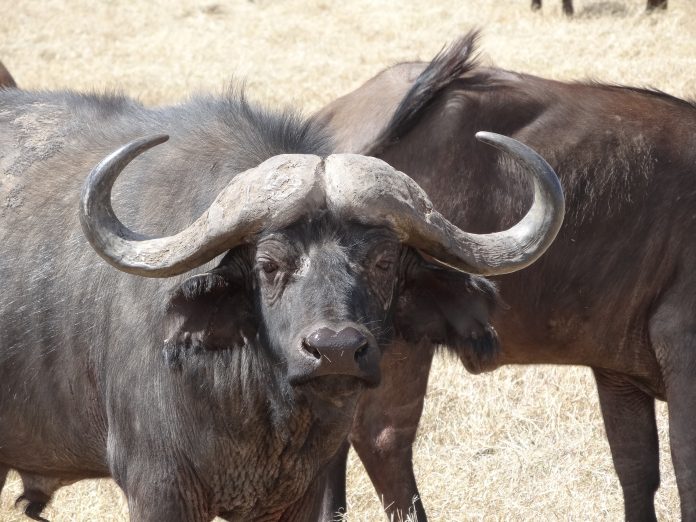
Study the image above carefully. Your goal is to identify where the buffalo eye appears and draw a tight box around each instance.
[375,259,392,271]
[374,253,395,272]
[259,259,279,274]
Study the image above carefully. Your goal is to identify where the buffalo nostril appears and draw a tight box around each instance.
[301,338,322,360]
[354,340,369,360]
[303,327,373,364]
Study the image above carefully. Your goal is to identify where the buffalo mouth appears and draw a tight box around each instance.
[290,371,381,389]
[295,374,380,399]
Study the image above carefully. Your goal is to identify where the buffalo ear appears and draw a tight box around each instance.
[163,261,256,368]
[395,260,499,363]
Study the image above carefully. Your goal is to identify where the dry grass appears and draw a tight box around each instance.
[1,0,694,520]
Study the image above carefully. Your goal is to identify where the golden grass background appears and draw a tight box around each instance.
[1,0,695,520]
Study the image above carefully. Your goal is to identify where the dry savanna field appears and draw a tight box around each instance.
[2,0,696,520]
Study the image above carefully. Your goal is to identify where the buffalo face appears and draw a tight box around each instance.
[161,220,401,392]
[252,221,398,387]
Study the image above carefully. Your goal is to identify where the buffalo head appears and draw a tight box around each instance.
[79,133,563,392]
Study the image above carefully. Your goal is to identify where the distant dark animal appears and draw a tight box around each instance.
[0,61,16,88]
[532,0,574,14]
[0,78,562,520]
[531,0,667,14]
[315,30,696,521]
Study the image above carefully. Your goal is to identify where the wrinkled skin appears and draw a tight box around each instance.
[0,88,501,521]
[315,33,696,521]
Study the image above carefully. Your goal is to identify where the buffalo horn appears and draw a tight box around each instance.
[323,131,564,276]
[81,132,563,278]
[79,135,324,277]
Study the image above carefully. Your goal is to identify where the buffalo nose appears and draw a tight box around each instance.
[299,326,378,383]
[302,327,370,361]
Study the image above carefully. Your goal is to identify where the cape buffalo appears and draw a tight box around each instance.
[315,31,696,521]
[531,0,667,15]
[0,80,563,519]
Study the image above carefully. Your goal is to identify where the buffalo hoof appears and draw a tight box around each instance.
[15,494,50,522]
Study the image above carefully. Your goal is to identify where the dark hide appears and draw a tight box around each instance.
[531,0,667,15]
[315,31,696,521]
[0,84,499,520]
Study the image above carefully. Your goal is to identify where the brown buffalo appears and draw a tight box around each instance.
[315,31,696,521]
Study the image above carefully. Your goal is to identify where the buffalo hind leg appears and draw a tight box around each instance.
[655,336,696,520]
[663,367,696,520]
[650,278,696,519]
[562,0,574,15]
[15,492,50,522]
[15,473,71,522]
[350,339,434,521]
[646,0,667,11]
[593,368,659,522]
[531,0,542,11]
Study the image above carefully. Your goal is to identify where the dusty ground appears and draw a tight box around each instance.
[1,0,695,520]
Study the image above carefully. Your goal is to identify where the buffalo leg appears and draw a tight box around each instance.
[15,492,50,522]
[350,339,434,521]
[664,371,696,520]
[650,280,696,520]
[562,0,574,15]
[15,473,67,522]
[318,440,349,520]
[646,0,667,11]
[531,0,542,11]
[593,368,659,522]
[660,343,696,520]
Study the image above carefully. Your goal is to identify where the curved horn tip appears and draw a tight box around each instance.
[89,135,171,179]
[83,134,171,193]
[473,132,555,175]
[115,134,171,158]
[132,133,170,150]
[475,131,511,148]
[475,130,496,142]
